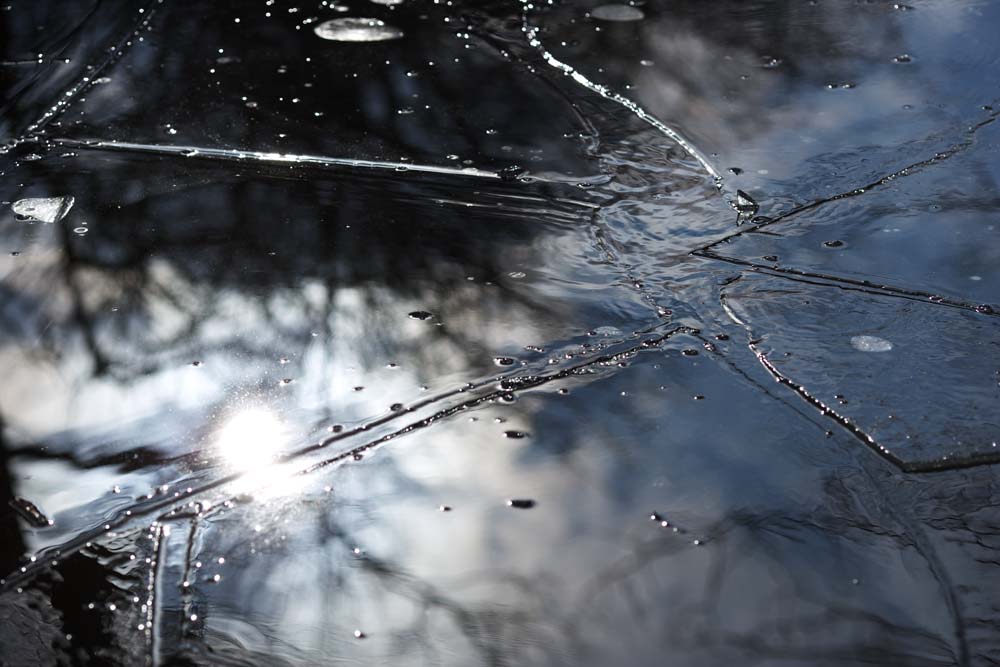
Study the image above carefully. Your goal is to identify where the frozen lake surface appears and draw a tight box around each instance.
[2,1,1000,665]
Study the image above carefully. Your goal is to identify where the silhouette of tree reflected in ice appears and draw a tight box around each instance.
[2,0,1000,665]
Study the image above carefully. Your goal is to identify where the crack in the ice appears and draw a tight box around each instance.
[0,325,694,591]
[145,523,166,667]
[747,112,999,233]
[519,3,999,325]
[51,138,508,182]
[692,110,1000,314]
[466,13,679,319]
[519,0,722,185]
[718,277,1000,474]
[687,331,837,437]
[696,252,999,317]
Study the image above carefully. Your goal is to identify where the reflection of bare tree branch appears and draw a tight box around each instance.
[563,508,960,665]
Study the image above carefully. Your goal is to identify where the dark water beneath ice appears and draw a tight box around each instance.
[2,1,1000,665]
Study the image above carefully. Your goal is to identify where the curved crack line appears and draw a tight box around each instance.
[755,112,999,230]
[691,108,1000,317]
[718,280,1000,474]
[687,331,838,438]
[469,11,676,320]
[0,326,693,591]
[756,342,1000,475]
[695,251,1000,317]
[695,108,1000,253]
[519,0,722,185]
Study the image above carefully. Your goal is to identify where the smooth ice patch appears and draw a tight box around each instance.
[313,18,404,42]
[12,196,75,223]
[850,335,893,352]
[591,4,645,21]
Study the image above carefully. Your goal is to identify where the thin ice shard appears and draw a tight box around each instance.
[12,196,75,223]
[9,497,53,528]
[735,189,758,213]
[734,189,759,225]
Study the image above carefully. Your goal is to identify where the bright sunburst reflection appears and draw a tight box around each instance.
[215,408,287,473]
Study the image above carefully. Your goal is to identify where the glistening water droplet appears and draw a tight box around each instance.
[497,165,525,181]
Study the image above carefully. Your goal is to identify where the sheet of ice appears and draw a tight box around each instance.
[11,196,75,223]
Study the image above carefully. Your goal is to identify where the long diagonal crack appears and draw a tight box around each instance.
[693,111,1000,314]
[0,325,694,591]
[719,278,1000,474]
[697,252,999,317]
[746,111,998,233]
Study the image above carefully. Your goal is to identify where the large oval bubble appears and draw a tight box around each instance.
[313,17,404,43]
[591,4,645,21]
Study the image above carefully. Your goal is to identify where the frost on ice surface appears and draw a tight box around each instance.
[850,335,893,352]
[11,196,75,223]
